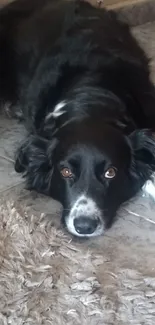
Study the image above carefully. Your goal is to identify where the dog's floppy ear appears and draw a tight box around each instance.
[15,135,58,194]
[129,129,155,179]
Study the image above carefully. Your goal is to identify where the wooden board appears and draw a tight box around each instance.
[104,0,150,9]
[104,0,131,4]
[87,0,150,9]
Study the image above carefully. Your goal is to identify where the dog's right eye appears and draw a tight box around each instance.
[104,167,117,179]
[60,167,73,178]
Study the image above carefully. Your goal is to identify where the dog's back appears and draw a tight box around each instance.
[0,0,154,131]
[0,0,74,104]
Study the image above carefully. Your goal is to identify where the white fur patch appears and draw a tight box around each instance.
[65,195,104,237]
[46,101,66,120]
[142,179,155,201]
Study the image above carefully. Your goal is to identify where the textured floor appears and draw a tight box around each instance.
[0,21,155,325]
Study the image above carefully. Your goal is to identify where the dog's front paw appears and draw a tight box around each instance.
[15,136,48,174]
[14,135,55,194]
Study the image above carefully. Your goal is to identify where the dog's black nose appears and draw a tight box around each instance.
[74,216,98,235]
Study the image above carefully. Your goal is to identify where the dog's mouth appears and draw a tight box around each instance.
[64,195,105,238]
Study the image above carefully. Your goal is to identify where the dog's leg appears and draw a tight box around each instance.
[15,135,57,194]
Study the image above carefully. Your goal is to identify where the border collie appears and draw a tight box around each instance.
[1,0,155,237]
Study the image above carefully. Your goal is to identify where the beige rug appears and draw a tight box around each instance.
[0,194,155,325]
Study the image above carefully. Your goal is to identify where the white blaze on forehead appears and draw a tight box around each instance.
[46,101,66,120]
[65,195,104,237]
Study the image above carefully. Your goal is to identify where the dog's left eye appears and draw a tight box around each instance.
[105,167,117,179]
[60,167,73,178]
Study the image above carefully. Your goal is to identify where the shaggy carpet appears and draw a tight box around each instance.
[1,190,155,325]
[0,11,155,325]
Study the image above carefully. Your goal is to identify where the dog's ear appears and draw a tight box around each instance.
[15,135,58,194]
[129,129,155,179]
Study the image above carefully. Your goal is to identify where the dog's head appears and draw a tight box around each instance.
[15,118,155,238]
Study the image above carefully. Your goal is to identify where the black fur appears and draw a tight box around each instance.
[1,0,155,236]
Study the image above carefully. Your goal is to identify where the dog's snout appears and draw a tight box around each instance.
[74,216,98,235]
[66,195,104,237]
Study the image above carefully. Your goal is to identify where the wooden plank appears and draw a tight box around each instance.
[104,0,150,9]
[85,0,150,9]
[103,0,131,5]
[88,0,150,9]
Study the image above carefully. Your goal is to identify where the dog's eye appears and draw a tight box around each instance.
[105,167,117,179]
[60,167,73,178]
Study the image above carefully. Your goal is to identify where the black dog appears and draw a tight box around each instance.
[1,0,155,237]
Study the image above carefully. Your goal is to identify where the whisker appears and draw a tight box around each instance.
[123,208,155,225]
[0,154,15,164]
